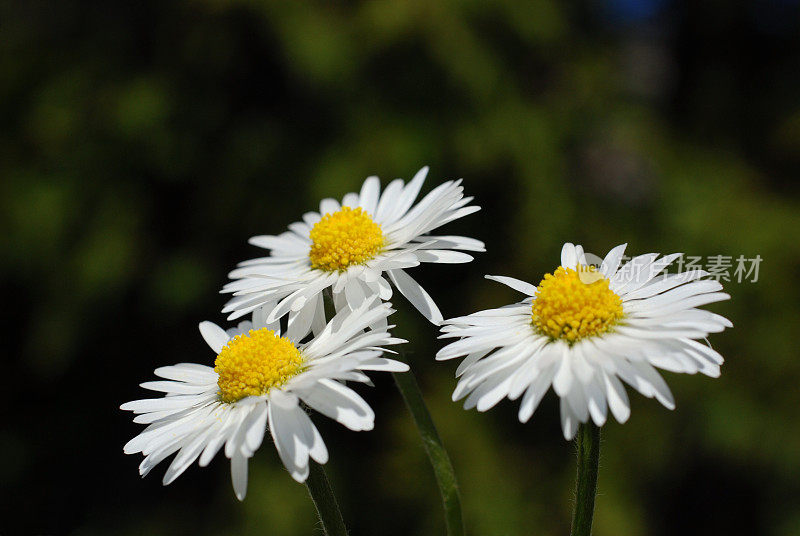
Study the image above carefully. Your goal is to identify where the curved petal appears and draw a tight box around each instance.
[199,321,230,354]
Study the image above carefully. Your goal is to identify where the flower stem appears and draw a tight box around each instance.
[305,461,348,536]
[570,423,601,536]
[393,370,465,536]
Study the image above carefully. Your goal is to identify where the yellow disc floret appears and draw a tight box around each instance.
[215,328,304,403]
[309,206,385,272]
[531,266,624,343]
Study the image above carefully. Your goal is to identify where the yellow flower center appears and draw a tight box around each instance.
[214,328,304,403]
[308,207,385,272]
[531,266,624,343]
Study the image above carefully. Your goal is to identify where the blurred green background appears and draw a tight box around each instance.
[3,0,800,534]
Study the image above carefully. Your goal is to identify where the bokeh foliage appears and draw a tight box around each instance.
[2,0,800,535]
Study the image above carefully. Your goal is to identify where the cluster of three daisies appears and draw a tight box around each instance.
[122,166,730,500]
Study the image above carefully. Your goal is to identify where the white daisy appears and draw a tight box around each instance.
[221,166,484,330]
[121,299,408,500]
[437,242,732,440]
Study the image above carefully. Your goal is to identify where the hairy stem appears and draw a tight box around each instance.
[393,370,465,536]
[570,423,601,536]
[305,461,348,536]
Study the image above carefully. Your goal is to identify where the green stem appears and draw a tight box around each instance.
[305,461,348,536]
[393,370,465,536]
[570,423,601,536]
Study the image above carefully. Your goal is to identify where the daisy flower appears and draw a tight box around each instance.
[221,166,483,329]
[437,242,732,440]
[121,299,407,500]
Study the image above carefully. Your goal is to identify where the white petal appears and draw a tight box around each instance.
[508,347,547,400]
[560,399,579,440]
[621,253,682,295]
[231,452,249,501]
[319,198,340,216]
[600,243,627,277]
[624,280,723,311]
[268,397,312,482]
[344,278,367,309]
[681,338,725,365]
[296,379,374,431]
[253,301,282,332]
[474,372,516,412]
[622,270,709,301]
[603,372,631,423]
[302,212,322,226]
[355,357,409,372]
[308,420,329,464]
[285,296,318,342]
[375,179,405,223]
[199,410,238,466]
[582,375,608,426]
[630,361,675,409]
[154,364,217,384]
[561,243,578,269]
[387,269,443,324]
[517,364,556,422]
[610,253,659,293]
[139,381,212,395]
[121,396,199,414]
[455,349,490,376]
[311,292,328,337]
[342,192,359,207]
[248,233,308,254]
[199,321,230,354]
[376,276,393,300]
[575,245,587,266]
[244,402,269,452]
[552,344,573,396]
[163,432,208,485]
[390,166,428,221]
[485,275,537,296]
[358,176,380,214]
[563,380,589,423]
[415,250,474,264]
[415,235,486,252]
[628,292,731,317]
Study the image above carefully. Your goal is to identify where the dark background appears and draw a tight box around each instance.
[2,1,800,534]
